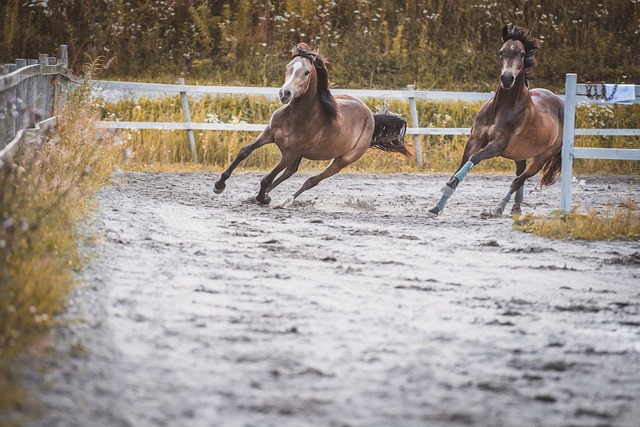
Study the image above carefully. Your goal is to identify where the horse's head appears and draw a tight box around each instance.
[499,26,541,90]
[279,43,319,104]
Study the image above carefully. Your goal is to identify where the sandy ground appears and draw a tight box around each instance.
[23,171,640,427]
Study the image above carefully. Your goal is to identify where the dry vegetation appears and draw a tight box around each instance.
[103,95,640,175]
[0,63,120,422]
[513,201,640,241]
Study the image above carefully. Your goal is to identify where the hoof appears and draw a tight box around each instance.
[214,182,225,194]
[249,192,271,205]
[481,207,503,218]
[276,196,295,209]
[510,204,522,215]
[426,206,440,218]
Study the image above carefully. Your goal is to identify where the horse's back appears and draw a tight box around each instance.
[531,88,564,121]
[335,94,372,113]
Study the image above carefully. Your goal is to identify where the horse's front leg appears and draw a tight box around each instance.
[428,136,506,216]
[214,127,273,194]
[510,160,527,215]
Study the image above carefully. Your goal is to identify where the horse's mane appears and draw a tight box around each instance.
[292,44,338,119]
[502,26,541,84]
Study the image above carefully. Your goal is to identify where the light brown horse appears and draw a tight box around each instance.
[214,43,409,207]
[428,26,564,217]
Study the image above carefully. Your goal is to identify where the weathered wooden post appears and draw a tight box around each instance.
[178,77,198,162]
[26,59,38,128]
[4,63,17,145]
[56,45,69,112]
[38,54,49,120]
[15,59,27,130]
[407,85,423,168]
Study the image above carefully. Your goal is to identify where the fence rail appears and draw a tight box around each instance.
[94,80,640,169]
[560,73,640,212]
[95,82,499,167]
[0,45,70,166]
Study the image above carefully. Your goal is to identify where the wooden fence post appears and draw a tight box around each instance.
[57,45,69,112]
[4,64,17,145]
[15,59,27,130]
[178,77,198,162]
[27,59,38,128]
[38,54,49,120]
[407,85,423,168]
[560,73,577,213]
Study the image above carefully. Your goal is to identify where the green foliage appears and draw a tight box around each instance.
[2,1,639,90]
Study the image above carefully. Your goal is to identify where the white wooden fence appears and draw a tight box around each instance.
[94,81,493,167]
[560,73,640,212]
[0,45,71,167]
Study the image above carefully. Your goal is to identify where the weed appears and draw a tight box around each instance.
[513,200,640,240]
[0,60,120,419]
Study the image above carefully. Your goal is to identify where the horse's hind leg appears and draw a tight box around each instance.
[214,128,273,194]
[266,156,302,194]
[277,157,350,208]
[486,158,545,217]
[254,154,298,205]
[510,160,527,214]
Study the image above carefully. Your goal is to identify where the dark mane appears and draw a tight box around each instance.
[292,45,338,119]
[502,26,541,84]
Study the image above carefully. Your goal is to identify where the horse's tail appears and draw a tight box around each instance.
[538,150,562,188]
[370,112,411,157]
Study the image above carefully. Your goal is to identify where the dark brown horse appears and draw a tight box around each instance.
[214,43,409,207]
[428,26,564,217]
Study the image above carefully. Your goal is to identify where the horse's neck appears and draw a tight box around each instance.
[290,82,328,120]
[493,74,530,110]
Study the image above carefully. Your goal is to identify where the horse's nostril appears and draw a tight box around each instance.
[279,89,292,103]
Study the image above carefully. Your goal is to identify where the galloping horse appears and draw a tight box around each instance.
[214,43,409,207]
[428,26,564,217]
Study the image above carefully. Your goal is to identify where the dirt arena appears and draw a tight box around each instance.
[26,172,639,427]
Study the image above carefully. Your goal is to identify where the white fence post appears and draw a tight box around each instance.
[407,85,423,168]
[560,73,577,213]
[178,77,198,163]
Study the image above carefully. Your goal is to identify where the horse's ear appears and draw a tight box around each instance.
[311,46,320,61]
[526,28,532,37]
[290,42,298,56]
[502,25,510,41]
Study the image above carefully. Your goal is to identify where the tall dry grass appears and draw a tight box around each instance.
[103,95,640,176]
[0,61,120,423]
[513,200,640,241]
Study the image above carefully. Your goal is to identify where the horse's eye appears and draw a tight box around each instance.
[304,71,310,76]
